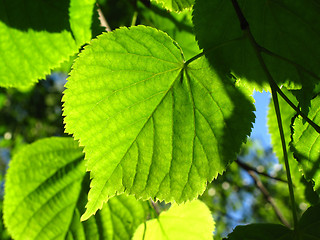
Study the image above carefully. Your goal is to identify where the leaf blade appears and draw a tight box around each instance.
[63,26,255,220]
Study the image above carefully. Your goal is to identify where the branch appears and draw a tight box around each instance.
[246,169,291,228]
[96,3,111,32]
[235,159,287,183]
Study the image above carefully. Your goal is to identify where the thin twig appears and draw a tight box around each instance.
[236,159,287,183]
[246,169,291,228]
[96,3,111,32]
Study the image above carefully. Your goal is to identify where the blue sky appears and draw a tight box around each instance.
[251,91,272,147]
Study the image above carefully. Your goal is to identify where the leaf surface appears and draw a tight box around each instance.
[133,200,214,240]
[3,137,147,240]
[151,0,194,12]
[193,0,320,91]
[63,26,255,220]
[0,0,95,88]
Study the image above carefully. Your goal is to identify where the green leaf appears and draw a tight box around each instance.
[292,95,320,191]
[224,224,293,240]
[0,0,96,88]
[193,0,320,91]
[3,137,148,240]
[225,204,320,240]
[62,26,255,220]
[138,1,201,60]
[132,200,214,240]
[151,0,194,12]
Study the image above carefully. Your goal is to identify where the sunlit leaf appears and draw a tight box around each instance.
[151,0,194,12]
[133,200,214,240]
[3,137,148,240]
[0,0,96,88]
[63,26,255,220]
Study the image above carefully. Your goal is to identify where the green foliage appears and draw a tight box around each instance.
[192,0,320,91]
[0,0,96,87]
[0,0,320,239]
[138,1,200,60]
[3,137,148,240]
[224,224,293,240]
[133,200,214,240]
[151,0,194,12]
[225,203,320,240]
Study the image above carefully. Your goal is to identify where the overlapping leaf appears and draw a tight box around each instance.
[151,0,194,12]
[224,204,320,240]
[193,0,320,91]
[133,200,214,240]
[3,137,148,240]
[224,223,293,240]
[63,26,255,220]
[0,0,96,88]
[138,1,201,60]
[267,89,309,203]
[292,95,320,191]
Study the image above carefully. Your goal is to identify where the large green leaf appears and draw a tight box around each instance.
[292,95,320,191]
[151,0,194,12]
[133,200,214,240]
[138,1,201,60]
[193,0,320,91]
[0,0,96,88]
[3,137,148,240]
[63,26,255,220]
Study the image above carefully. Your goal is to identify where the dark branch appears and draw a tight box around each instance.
[246,168,291,228]
[236,159,287,183]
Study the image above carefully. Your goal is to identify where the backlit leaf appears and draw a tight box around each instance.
[133,200,214,240]
[63,26,255,220]
[151,0,194,12]
[3,137,148,240]
[0,0,96,88]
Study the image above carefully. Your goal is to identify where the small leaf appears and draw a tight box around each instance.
[0,0,96,88]
[292,95,320,191]
[151,0,194,12]
[3,137,148,240]
[224,224,293,240]
[193,0,320,91]
[63,26,255,220]
[133,200,214,240]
